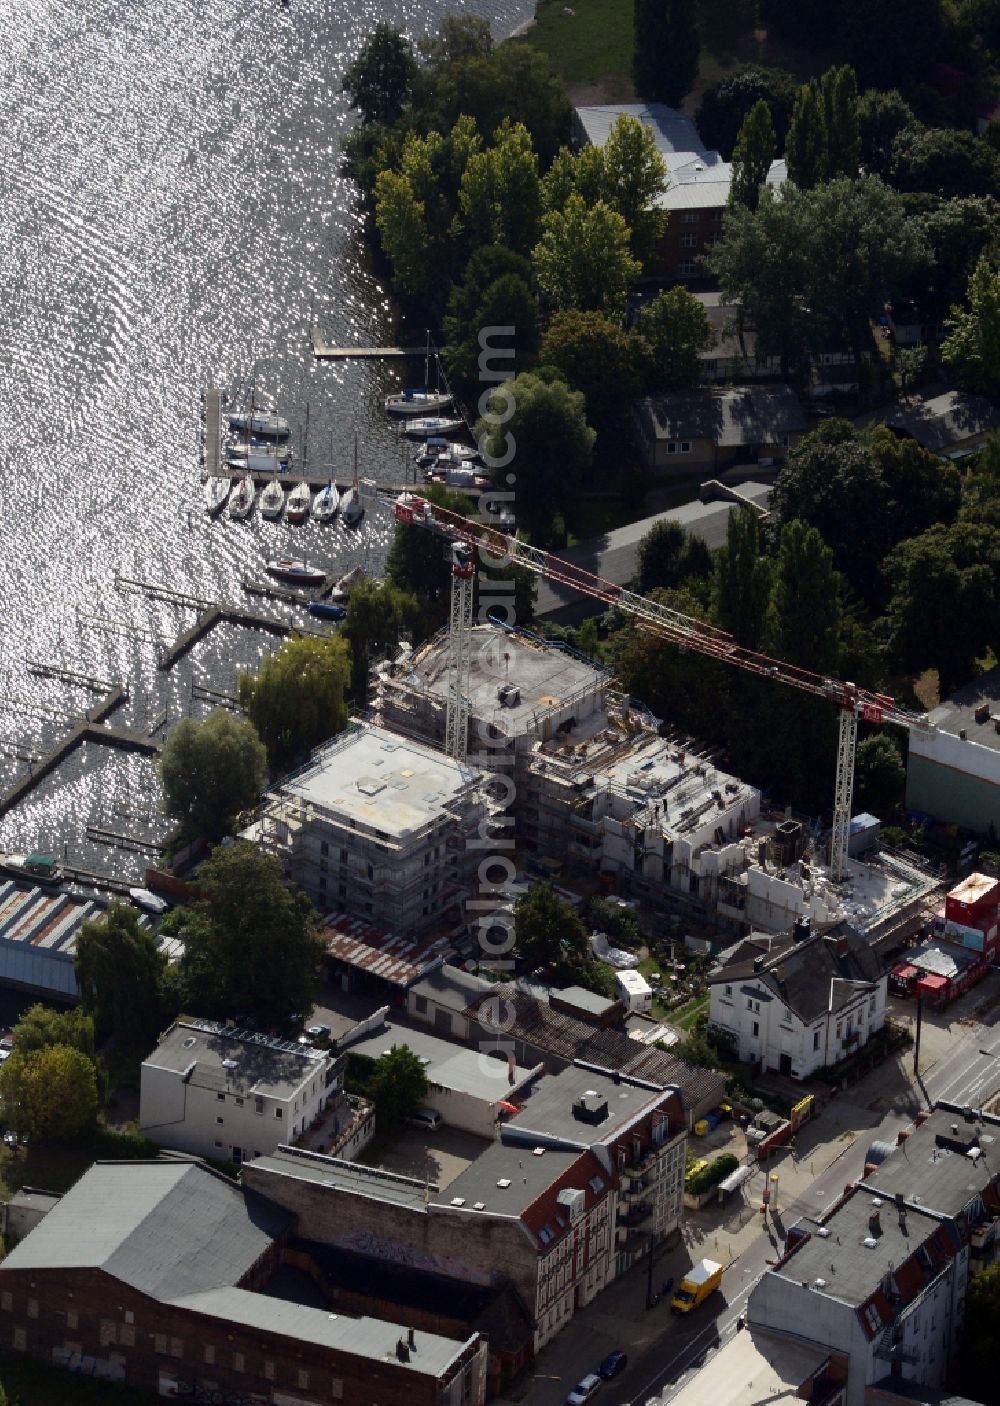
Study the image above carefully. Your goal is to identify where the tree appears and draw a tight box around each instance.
[908,196,1000,323]
[418,14,493,67]
[639,287,716,391]
[0,1045,98,1141]
[76,902,171,1048]
[840,0,942,90]
[890,125,1000,200]
[599,114,669,264]
[158,709,267,843]
[341,579,423,696]
[477,370,595,547]
[821,66,860,179]
[178,842,322,1027]
[539,311,649,433]
[883,522,1000,694]
[12,1004,94,1059]
[959,1263,1000,1404]
[714,507,772,649]
[455,119,542,260]
[367,1045,429,1130]
[729,100,775,212]
[942,255,1000,396]
[637,521,711,593]
[533,194,640,316]
[697,65,797,157]
[238,635,351,774]
[342,24,416,126]
[857,90,915,179]
[442,246,538,400]
[758,0,841,44]
[387,483,474,626]
[696,0,756,58]
[767,520,841,674]
[854,733,906,817]
[785,82,826,190]
[633,0,701,106]
[513,883,590,980]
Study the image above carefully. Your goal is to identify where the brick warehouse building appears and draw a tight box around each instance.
[0,1158,486,1405]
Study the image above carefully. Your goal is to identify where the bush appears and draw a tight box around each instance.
[685,1151,739,1194]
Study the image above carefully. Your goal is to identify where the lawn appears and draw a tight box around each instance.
[515,0,635,99]
[0,1353,157,1405]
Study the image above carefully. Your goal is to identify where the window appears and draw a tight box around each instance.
[414,995,428,1014]
[680,440,691,453]
[275,1107,283,1119]
[255,1097,264,1115]
[678,260,697,276]
[12,1327,25,1352]
[100,1320,117,1346]
[214,1139,223,1149]
[320,840,329,856]
[169,1338,183,1358]
[204,1346,216,1365]
[298,1368,311,1389]
[724,984,733,999]
[331,1379,344,1400]
[367,863,374,880]
[813,1029,821,1051]
[216,1116,224,1125]
[340,848,348,862]
[119,1324,135,1347]
[235,1096,244,1108]
[26,1299,37,1320]
[681,211,698,224]
[679,232,698,249]
[319,876,327,891]
[869,994,876,1014]
[0,1293,11,1313]
[65,1307,76,1328]
[154,1334,168,1354]
[836,1021,843,1038]
[124,1310,134,1325]
[233,1352,245,1373]
[216,1092,225,1102]
[264,1361,275,1381]
[752,1021,759,1037]
[747,998,753,1010]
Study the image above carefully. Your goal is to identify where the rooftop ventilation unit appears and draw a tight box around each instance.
[572,1091,609,1124]
[497,1178,511,1189]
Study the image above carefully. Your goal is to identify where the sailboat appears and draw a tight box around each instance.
[260,478,285,520]
[385,333,453,417]
[341,437,364,526]
[228,473,255,521]
[286,481,311,524]
[227,410,290,438]
[313,480,339,522]
[204,476,231,516]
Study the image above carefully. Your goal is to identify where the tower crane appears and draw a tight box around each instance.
[393,492,932,883]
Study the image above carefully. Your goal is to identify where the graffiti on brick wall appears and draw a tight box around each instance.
[167,1380,263,1405]
[52,1347,126,1381]
[337,1227,491,1285]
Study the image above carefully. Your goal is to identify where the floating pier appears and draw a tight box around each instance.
[204,387,223,477]
[311,328,426,360]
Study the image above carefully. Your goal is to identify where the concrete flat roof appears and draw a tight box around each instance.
[926,665,1000,752]
[344,1019,539,1104]
[663,1328,828,1406]
[865,1109,1000,1218]
[433,1141,585,1217]
[280,725,479,838]
[144,1020,327,1100]
[248,1146,435,1211]
[503,1062,668,1149]
[774,1192,925,1307]
[397,627,606,732]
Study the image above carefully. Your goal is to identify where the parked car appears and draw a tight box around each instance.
[597,1351,627,1380]
[404,1107,443,1132]
[565,1375,602,1406]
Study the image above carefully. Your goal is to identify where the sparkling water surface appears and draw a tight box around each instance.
[0,0,533,877]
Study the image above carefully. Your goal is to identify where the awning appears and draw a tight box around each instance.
[893,964,918,981]
[719,1164,754,1194]
[916,974,949,994]
[496,1100,520,1114]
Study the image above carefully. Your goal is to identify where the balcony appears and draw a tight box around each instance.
[617,1200,654,1228]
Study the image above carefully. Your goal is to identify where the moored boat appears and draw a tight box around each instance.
[327,565,366,600]
[0,852,62,888]
[308,599,347,621]
[265,558,327,587]
[403,416,465,439]
[227,410,290,438]
[385,387,454,417]
[204,476,231,516]
[415,438,480,468]
[313,481,339,522]
[260,478,285,520]
[341,436,364,526]
[286,481,311,524]
[228,474,255,520]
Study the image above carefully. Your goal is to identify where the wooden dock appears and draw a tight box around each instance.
[311,328,426,360]
[204,387,223,477]
[157,604,296,671]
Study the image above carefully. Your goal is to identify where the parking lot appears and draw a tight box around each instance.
[368,1124,490,1191]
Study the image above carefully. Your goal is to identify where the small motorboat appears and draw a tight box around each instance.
[312,481,339,523]
[0,851,62,888]
[308,599,347,621]
[286,481,311,524]
[265,558,327,587]
[327,565,366,600]
[385,387,454,417]
[227,445,291,473]
[404,416,465,439]
[204,476,231,516]
[227,411,290,438]
[260,478,285,520]
[129,886,169,915]
[228,474,255,520]
[415,438,480,468]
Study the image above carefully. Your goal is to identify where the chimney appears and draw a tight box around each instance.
[753,955,765,972]
[869,1209,882,1239]
[408,1327,416,1350]
[396,1338,410,1362]
[507,1052,516,1086]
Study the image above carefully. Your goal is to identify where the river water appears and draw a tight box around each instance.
[0,0,533,878]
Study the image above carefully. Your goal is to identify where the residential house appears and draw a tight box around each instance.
[139,1018,341,1165]
[407,962,497,1041]
[887,391,1000,461]
[748,1104,1000,1406]
[706,925,887,1078]
[631,386,805,475]
[0,1158,487,1405]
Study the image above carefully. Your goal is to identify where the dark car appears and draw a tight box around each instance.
[597,1351,627,1380]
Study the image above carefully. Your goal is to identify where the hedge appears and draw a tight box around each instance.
[685,1152,739,1196]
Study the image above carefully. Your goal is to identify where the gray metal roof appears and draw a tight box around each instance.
[551,985,619,1017]
[503,1062,668,1149]
[144,1019,330,1099]
[2,1160,290,1298]
[865,1108,1000,1219]
[409,962,497,1013]
[172,1286,472,1375]
[247,1146,435,1211]
[887,391,1000,454]
[433,1141,585,1217]
[532,484,772,619]
[344,1018,539,1103]
[636,387,806,447]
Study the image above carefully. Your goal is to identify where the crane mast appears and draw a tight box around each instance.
[393,493,930,881]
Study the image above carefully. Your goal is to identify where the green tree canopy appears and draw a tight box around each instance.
[367,1045,430,1130]
[455,119,542,260]
[857,89,915,180]
[714,506,773,649]
[387,483,474,627]
[539,311,649,433]
[854,733,906,817]
[238,634,351,774]
[418,14,493,67]
[767,520,842,675]
[758,0,840,45]
[840,0,942,90]
[638,286,716,392]
[178,842,322,1028]
[697,65,797,157]
[0,1045,99,1141]
[633,0,700,106]
[477,369,595,546]
[729,100,775,212]
[821,65,860,179]
[533,193,641,316]
[785,81,826,189]
[637,520,712,593]
[442,246,538,400]
[12,1004,94,1059]
[341,579,424,696]
[158,709,267,843]
[958,1262,1000,1403]
[890,125,1000,199]
[514,883,590,981]
[906,196,1000,324]
[942,255,1000,397]
[342,24,416,126]
[76,902,172,1048]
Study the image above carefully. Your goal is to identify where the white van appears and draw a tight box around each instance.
[405,1106,443,1132]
